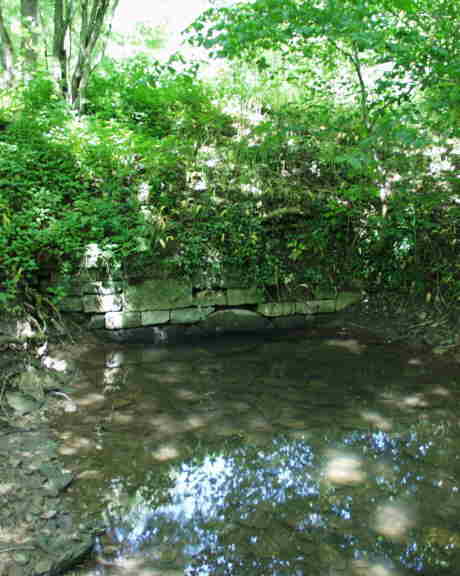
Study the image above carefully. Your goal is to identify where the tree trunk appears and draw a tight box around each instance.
[53,0,72,98]
[70,0,117,110]
[0,2,15,84]
[21,0,39,71]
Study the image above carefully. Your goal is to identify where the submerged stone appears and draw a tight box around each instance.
[202,309,269,333]
[257,302,297,317]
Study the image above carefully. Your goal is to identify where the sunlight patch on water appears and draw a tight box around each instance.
[373,502,416,542]
[361,410,392,431]
[325,338,367,354]
[324,451,366,485]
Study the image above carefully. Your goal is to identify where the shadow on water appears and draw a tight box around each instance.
[53,331,460,575]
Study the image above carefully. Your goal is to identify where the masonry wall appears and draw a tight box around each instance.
[59,272,360,338]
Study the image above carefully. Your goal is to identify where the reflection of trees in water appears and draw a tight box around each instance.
[101,422,460,575]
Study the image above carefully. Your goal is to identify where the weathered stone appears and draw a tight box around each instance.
[83,280,123,295]
[226,287,264,306]
[257,302,297,317]
[124,279,193,311]
[142,310,170,326]
[336,291,361,311]
[170,307,214,324]
[88,314,106,330]
[6,392,42,415]
[193,289,227,306]
[201,309,269,333]
[60,297,84,312]
[296,300,336,314]
[105,312,141,330]
[83,294,123,313]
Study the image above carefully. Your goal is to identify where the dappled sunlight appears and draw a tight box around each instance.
[0,520,31,546]
[431,385,450,397]
[174,387,201,402]
[57,431,96,455]
[0,482,14,496]
[105,351,126,368]
[76,392,107,408]
[361,410,392,431]
[183,414,207,431]
[148,413,189,436]
[50,336,460,575]
[324,450,366,485]
[352,559,401,576]
[111,411,136,425]
[103,366,124,389]
[408,356,423,366]
[96,555,181,575]
[373,501,416,542]
[150,444,181,462]
[78,469,104,481]
[42,355,69,372]
[402,393,429,408]
[325,338,367,355]
[380,390,430,412]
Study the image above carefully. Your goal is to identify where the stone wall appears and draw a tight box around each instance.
[59,271,360,339]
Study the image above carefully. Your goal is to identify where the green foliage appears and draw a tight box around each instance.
[86,55,233,143]
[1,7,459,319]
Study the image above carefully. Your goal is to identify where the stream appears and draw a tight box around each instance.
[52,330,460,575]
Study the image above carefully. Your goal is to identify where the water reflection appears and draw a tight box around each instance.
[55,334,460,575]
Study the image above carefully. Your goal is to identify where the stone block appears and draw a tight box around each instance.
[257,302,297,317]
[83,280,123,295]
[171,307,214,324]
[60,297,84,312]
[193,289,227,306]
[201,309,269,334]
[336,291,361,311]
[296,300,336,314]
[105,312,141,330]
[142,310,170,326]
[226,287,264,306]
[83,294,123,313]
[88,315,106,330]
[124,279,193,311]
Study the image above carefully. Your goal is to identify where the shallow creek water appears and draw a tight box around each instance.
[53,330,460,576]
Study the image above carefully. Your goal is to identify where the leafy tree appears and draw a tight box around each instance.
[0,0,120,108]
[188,0,459,209]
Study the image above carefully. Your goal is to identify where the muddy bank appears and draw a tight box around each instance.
[0,336,101,576]
[326,296,460,359]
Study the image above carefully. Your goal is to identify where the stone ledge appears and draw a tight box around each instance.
[170,307,214,324]
[106,312,142,330]
[142,310,170,326]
